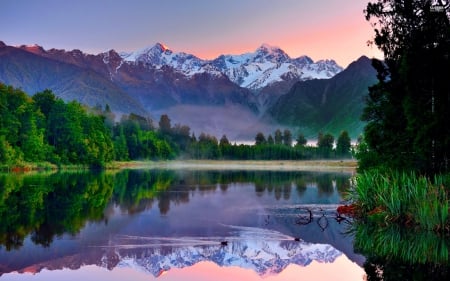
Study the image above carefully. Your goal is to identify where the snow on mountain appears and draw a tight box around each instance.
[109,227,342,277]
[120,43,222,77]
[120,43,343,90]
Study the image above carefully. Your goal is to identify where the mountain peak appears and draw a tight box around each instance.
[257,43,281,52]
[254,43,290,63]
[154,42,169,52]
[120,42,173,63]
[19,44,46,55]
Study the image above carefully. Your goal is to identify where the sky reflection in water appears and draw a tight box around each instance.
[0,169,364,280]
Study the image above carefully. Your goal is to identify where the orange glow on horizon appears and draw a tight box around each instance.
[156,255,366,281]
[1,255,366,281]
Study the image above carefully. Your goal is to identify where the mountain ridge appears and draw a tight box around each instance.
[267,55,378,138]
[120,42,343,90]
[0,40,376,139]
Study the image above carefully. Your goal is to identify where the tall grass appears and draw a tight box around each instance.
[353,222,449,264]
[347,169,450,231]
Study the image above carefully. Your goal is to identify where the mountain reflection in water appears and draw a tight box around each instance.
[0,169,365,280]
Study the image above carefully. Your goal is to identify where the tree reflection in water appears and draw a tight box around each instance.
[0,172,114,250]
[352,222,450,280]
[0,169,351,251]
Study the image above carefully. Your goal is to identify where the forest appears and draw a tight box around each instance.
[0,83,352,169]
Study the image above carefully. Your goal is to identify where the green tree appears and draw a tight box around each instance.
[158,114,172,135]
[171,124,191,150]
[0,136,19,165]
[82,114,114,167]
[113,126,129,160]
[219,134,230,146]
[255,132,266,145]
[32,89,56,120]
[274,129,283,145]
[317,132,335,158]
[17,103,48,161]
[295,133,307,147]
[283,129,293,146]
[361,0,450,174]
[336,130,351,157]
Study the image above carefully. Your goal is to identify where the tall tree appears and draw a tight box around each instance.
[255,132,266,145]
[219,134,230,146]
[274,129,283,145]
[283,129,293,146]
[317,132,335,158]
[32,89,56,120]
[361,0,450,174]
[336,130,351,157]
[158,114,172,135]
[295,133,307,147]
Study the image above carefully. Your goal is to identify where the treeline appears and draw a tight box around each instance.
[157,114,352,160]
[1,84,352,168]
[0,84,174,168]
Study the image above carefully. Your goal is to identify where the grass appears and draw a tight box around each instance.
[347,169,450,232]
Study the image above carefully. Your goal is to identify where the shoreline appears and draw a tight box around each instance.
[2,159,358,173]
[113,159,358,172]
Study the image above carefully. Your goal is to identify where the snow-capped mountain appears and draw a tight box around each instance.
[120,43,222,76]
[108,226,343,277]
[120,43,343,90]
[0,226,347,277]
[211,44,342,89]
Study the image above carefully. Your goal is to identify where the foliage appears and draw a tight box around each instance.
[0,172,114,250]
[0,84,175,168]
[352,221,450,281]
[317,132,335,158]
[0,169,350,250]
[283,129,292,146]
[347,169,450,231]
[0,84,355,167]
[295,133,307,147]
[360,0,450,174]
[255,132,266,145]
[336,130,351,157]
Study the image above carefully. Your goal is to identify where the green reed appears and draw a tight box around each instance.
[353,222,449,264]
[347,169,450,231]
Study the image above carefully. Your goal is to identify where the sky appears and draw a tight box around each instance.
[1,0,383,68]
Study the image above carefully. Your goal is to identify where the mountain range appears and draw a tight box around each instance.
[0,227,345,277]
[0,41,377,139]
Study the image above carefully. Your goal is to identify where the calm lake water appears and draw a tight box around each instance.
[1,168,449,280]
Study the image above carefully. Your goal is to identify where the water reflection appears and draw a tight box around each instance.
[0,172,113,250]
[0,169,363,279]
[353,222,450,280]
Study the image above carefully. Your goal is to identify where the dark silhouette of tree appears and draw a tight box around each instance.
[267,134,274,145]
[295,133,307,147]
[361,0,450,174]
[317,132,335,158]
[255,132,266,145]
[220,134,230,146]
[283,129,293,146]
[274,129,283,145]
[158,114,172,135]
[32,89,56,120]
[336,130,351,157]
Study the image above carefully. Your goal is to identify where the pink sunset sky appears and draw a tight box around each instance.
[1,0,383,67]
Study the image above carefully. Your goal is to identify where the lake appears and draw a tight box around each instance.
[1,166,448,280]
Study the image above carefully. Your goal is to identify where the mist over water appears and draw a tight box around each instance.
[155,105,287,142]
